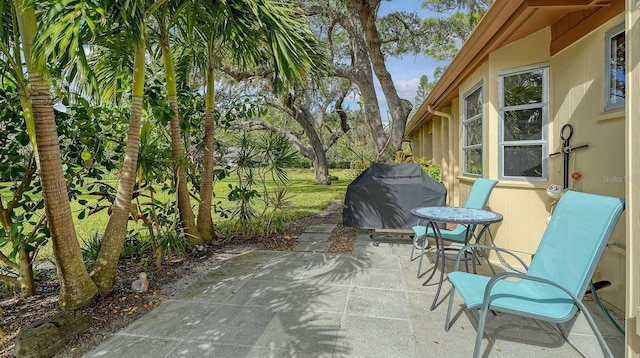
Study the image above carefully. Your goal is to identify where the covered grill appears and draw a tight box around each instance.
[343,163,447,229]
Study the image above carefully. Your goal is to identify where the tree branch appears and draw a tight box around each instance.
[324,132,343,152]
[220,66,274,82]
[7,156,36,214]
[335,86,351,133]
[0,251,19,271]
[0,273,18,284]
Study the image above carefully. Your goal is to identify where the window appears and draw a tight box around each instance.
[499,64,548,181]
[463,83,483,175]
[605,23,625,111]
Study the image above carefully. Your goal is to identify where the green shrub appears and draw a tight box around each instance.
[290,157,313,169]
[80,232,103,269]
[328,161,351,169]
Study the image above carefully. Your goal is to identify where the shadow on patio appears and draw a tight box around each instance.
[84,233,624,358]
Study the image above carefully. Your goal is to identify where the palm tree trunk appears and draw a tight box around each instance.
[197,55,217,243]
[14,0,98,309]
[30,73,99,308]
[159,28,202,249]
[92,42,146,295]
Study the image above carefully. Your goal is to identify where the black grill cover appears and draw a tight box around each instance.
[342,163,447,229]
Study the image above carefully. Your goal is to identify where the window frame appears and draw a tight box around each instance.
[462,82,484,176]
[604,22,625,112]
[498,63,549,182]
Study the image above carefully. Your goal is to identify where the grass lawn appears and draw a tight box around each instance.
[2,168,352,260]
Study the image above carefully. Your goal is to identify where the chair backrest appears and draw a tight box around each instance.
[464,178,498,209]
[527,190,625,300]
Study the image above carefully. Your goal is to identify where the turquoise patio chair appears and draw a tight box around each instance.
[410,178,498,277]
[445,190,625,358]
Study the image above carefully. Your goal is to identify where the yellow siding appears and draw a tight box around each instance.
[551,13,626,310]
[626,0,640,354]
[419,20,628,312]
[408,2,640,354]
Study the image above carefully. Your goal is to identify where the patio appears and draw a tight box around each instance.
[84,229,624,357]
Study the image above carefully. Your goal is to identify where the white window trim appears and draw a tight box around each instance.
[604,22,625,112]
[462,82,483,176]
[498,63,549,182]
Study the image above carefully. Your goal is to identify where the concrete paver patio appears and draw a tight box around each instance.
[84,230,624,357]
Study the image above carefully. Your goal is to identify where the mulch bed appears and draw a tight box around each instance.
[0,201,369,357]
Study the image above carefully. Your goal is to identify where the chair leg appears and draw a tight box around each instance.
[571,301,615,358]
[410,236,415,260]
[445,285,457,331]
[417,239,425,278]
[473,305,490,358]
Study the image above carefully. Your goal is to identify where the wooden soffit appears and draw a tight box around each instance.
[406,0,623,136]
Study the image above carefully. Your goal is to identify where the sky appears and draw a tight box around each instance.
[368,0,451,119]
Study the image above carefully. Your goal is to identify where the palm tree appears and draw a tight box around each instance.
[197,35,218,243]
[34,0,323,296]
[188,0,325,242]
[14,0,98,308]
[90,0,150,295]
[154,4,203,249]
[153,0,324,246]
[36,0,153,295]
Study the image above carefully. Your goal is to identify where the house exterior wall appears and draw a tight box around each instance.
[551,13,626,311]
[418,18,627,311]
[625,0,640,355]
[455,29,555,268]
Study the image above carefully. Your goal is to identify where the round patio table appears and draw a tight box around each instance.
[410,206,503,311]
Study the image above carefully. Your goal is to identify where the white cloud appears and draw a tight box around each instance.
[394,78,421,103]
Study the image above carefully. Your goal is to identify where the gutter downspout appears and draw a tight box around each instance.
[428,105,453,121]
[428,105,458,206]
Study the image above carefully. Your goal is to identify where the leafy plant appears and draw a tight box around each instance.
[226,130,296,240]
[121,233,151,260]
[80,232,103,269]
[393,148,442,182]
[415,157,442,182]
[0,84,48,296]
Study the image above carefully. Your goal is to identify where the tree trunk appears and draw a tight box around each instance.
[0,160,37,297]
[197,55,218,243]
[92,43,146,295]
[30,74,99,308]
[295,108,331,185]
[15,0,98,309]
[159,28,203,250]
[337,4,388,156]
[17,249,35,297]
[350,0,413,154]
[313,156,331,185]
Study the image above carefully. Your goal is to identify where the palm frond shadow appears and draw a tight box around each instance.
[177,250,373,356]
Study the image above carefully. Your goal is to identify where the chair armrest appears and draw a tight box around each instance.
[482,272,582,312]
[453,243,529,272]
